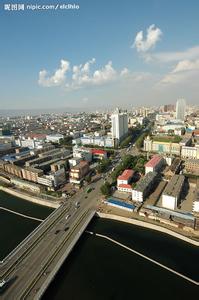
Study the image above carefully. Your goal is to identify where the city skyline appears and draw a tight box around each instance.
[1,0,199,110]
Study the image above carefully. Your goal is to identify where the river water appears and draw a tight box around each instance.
[0,191,54,260]
[43,217,198,300]
[0,191,198,299]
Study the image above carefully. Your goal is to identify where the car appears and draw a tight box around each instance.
[65,214,71,220]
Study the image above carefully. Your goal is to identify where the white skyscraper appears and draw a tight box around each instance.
[111,108,128,145]
[176,98,186,121]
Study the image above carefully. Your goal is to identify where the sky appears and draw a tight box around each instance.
[0,0,199,111]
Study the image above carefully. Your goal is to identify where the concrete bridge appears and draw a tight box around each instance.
[0,175,103,300]
[0,204,96,299]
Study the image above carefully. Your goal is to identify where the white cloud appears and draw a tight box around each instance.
[133,24,162,52]
[171,59,199,73]
[39,58,129,90]
[120,68,129,76]
[146,45,199,63]
[92,61,117,84]
[71,60,118,88]
[159,59,199,85]
[38,60,70,87]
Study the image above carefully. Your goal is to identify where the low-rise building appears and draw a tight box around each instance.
[46,134,64,144]
[181,145,199,159]
[4,163,23,178]
[165,157,181,178]
[193,180,199,214]
[184,159,199,174]
[69,161,90,184]
[22,167,43,183]
[145,155,164,174]
[68,157,81,167]
[132,172,157,202]
[75,134,114,148]
[161,175,185,210]
[73,146,92,162]
[117,169,134,193]
[91,149,107,160]
[144,136,181,155]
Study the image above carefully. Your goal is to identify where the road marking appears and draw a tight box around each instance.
[86,231,199,286]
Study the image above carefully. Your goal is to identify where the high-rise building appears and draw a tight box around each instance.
[111,108,128,145]
[163,104,175,112]
[176,99,186,121]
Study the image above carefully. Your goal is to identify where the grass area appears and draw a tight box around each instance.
[152,135,182,143]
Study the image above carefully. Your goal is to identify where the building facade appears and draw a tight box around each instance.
[132,172,157,202]
[117,169,134,193]
[111,108,128,144]
[161,175,185,210]
[145,155,164,174]
[176,98,186,121]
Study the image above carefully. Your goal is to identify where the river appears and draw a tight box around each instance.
[43,217,198,300]
[0,190,198,299]
[0,190,54,260]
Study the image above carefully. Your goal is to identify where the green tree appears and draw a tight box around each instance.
[60,136,73,145]
[100,182,111,196]
[96,159,111,173]
[85,174,92,183]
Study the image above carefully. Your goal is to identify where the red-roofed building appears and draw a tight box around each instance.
[145,155,164,174]
[117,169,134,193]
[91,149,107,160]
[117,183,132,193]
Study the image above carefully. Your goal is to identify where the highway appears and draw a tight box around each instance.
[0,177,103,299]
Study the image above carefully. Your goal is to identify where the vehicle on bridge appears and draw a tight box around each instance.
[65,214,71,220]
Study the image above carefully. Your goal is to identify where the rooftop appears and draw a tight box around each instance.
[134,171,157,192]
[118,169,134,181]
[163,174,184,197]
[152,135,182,143]
[118,184,132,189]
[71,161,89,170]
[91,149,107,155]
[145,155,162,168]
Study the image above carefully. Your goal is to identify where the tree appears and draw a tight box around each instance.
[60,136,73,146]
[120,136,132,148]
[100,182,111,196]
[85,174,92,183]
[96,159,111,173]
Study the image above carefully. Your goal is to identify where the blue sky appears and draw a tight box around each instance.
[0,0,199,110]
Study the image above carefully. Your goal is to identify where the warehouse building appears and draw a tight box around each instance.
[162,175,185,210]
[132,172,157,202]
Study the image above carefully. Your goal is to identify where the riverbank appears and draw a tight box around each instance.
[96,212,199,246]
[0,186,60,209]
